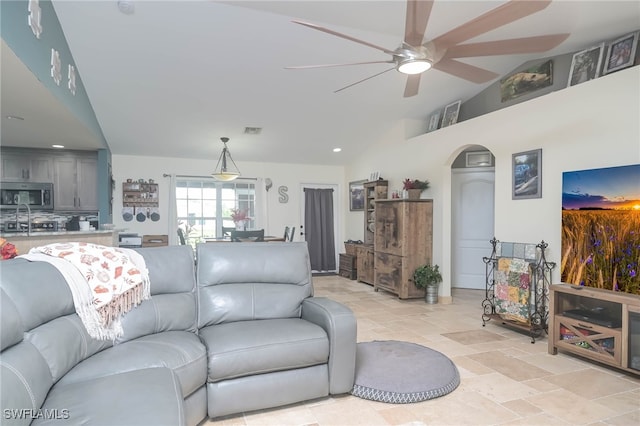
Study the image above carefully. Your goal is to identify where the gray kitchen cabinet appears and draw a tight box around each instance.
[53,154,98,211]
[1,152,53,182]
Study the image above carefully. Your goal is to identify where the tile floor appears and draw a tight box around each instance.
[205,275,640,426]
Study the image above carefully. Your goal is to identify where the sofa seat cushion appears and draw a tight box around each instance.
[32,367,185,426]
[200,318,329,383]
[57,331,206,398]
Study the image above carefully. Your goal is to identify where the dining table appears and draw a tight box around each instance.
[204,236,286,243]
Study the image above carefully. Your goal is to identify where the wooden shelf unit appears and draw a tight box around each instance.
[356,245,375,285]
[363,180,388,245]
[123,182,159,207]
[549,284,640,375]
[357,180,387,285]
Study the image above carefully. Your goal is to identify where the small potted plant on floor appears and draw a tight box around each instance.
[403,179,430,199]
[413,264,442,304]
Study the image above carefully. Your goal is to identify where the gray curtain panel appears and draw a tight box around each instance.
[304,188,336,271]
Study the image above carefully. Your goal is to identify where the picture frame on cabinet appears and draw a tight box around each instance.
[568,43,605,86]
[441,101,461,128]
[426,109,442,132]
[512,149,542,200]
[349,180,367,211]
[603,31,639,75]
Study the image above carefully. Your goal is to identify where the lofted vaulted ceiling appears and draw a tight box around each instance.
[2,1,639,166]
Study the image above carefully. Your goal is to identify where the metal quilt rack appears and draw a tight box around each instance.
[482,237,556,343]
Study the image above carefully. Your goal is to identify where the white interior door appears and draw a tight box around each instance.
[452,168,495,289]
[300,183,340,273]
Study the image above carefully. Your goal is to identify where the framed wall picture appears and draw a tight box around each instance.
[604,31,639,75]
[500,60,553,102]
[441,101,461,128]
[349,180,366,211]
[512,149,542,200]
[567,43,605,87]
[426,109,441,132]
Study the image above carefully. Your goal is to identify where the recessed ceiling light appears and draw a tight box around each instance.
[6,115,24,121]
[52,144,65,149]
[244,127,262,135]
[117,1,135,15]
[333,148,342,152]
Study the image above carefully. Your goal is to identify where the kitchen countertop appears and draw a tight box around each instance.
[0,230,116,238]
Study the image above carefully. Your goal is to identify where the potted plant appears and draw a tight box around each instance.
[403,179,430,199]
[413,264,442,303]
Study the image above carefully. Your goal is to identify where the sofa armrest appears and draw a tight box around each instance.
[301,297,356,394]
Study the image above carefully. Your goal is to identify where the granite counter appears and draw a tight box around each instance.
[1,230,117,255]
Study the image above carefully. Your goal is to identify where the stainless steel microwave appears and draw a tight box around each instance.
[0,182,54,210]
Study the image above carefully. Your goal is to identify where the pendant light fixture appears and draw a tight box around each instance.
[211,137,240,181]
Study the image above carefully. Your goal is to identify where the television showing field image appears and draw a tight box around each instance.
[561,164,640,294]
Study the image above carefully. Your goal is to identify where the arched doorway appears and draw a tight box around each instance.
[451,146,495,289]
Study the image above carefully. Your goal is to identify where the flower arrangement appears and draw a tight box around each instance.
[230,208,248,222]
[0,238,18,260]
[403,179,430,191]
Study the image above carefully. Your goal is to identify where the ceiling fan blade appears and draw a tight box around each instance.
[334,67,396,93]
[445,34,570,58]
[432,0,552,50]
[404,74,421,97]
[285,60,394,70]
[433,58,499,83]
[292,20,396,55]
[404,0,434,47]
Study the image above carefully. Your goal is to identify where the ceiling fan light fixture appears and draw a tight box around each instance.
[211,137,241,181]
[397,59,431,75]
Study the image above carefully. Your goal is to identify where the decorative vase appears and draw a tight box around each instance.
[235,220,246,231]
[425,285,439,304]
[406,189,422,200]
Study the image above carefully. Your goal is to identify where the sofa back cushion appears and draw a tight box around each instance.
[196,242,313,328]
[116,245,198,344]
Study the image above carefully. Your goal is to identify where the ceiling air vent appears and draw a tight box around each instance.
[466,151,493,167]
[244,127,262,135]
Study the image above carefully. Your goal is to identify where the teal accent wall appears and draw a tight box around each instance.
[1,0,113,223]
[1,0,106,147]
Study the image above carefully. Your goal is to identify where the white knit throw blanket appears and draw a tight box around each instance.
[20,243,150,341]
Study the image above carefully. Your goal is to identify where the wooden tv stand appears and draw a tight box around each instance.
[549,284,640,375]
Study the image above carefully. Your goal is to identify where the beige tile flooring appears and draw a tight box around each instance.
[206,275,640,426]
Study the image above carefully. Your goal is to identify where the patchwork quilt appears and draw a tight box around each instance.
[494,257,534,324]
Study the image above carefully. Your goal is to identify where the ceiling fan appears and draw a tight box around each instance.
[285,0,569,97]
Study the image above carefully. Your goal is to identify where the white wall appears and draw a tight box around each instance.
[111,155,344,243]
[345,66,640,299]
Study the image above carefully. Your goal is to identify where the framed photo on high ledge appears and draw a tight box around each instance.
[512,149,542,200]
[441,101,461,128]
[568,43,604,87]
[349,180,366,211]
[426,109,441,132]
[604,31,639,75]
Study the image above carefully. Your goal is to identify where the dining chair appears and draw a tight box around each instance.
[177,228,186,245]
[288,226,295,242]
[283,226,290,240]
[230,229,265,242]
[222,226,235,238]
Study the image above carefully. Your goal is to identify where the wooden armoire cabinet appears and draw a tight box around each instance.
[374,199,433,299]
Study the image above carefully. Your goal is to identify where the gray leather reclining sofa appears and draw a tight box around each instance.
[0,242,357,425]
